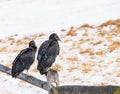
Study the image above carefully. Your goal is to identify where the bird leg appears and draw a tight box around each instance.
[46,67,51,72]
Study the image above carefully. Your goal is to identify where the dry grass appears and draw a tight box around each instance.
[98,30,108,36]
[108,41,120,52]
[16,40,24,46]
[67,66,80,72]
[0,71,3,74]
[8,37,15,41]
[92,41,102,45]
[0,46,8,52]
[32,68,39,72]
[6,63,12,67]
[116,73,120,77]
[116,58,120,62]
[64,39,71,43]
[77,24,94,30]
[38,33,45,37]
[81,67,92,73]
[96,51,105,56]
[82,33,88,36]
[10,48,20,53]
[67,27,77,36]
[60,29,66,32]
[79,24,94,29]
[80,48,94,55]
[0,39,3,42]
[73,77,81,81]
[106,36,113,42]
[81,63,93,73]
[53,64,63,71]
[99,19,120,27]
[79,39,86,44]
[67,56,78,62]
[19,80,26,83]
[95,82,108,86]
[113,27,120,34]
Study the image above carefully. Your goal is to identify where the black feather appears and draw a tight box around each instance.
[37,33,60,75]
[11,40,37,78]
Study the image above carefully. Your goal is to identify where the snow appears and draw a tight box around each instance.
[0,0,120,94]
[0,0,120,38]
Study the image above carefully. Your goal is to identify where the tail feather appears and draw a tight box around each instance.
[40,68,47,76]
[11,71,19,78]
[37,63,47,75]
[11,68,19,78]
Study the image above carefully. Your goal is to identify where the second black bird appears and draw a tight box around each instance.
[37,33,60,75]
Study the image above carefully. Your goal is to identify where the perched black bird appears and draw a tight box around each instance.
[37,33,60,75]
[11,40,37,78]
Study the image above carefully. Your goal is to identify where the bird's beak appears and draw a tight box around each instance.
[56,35,61,41]
[58,37,61,41]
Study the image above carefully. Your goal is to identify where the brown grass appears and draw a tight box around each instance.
[96,51,105,55]
[96,82,108,86]
[38,33,45,37]
[113,27,120,34]
[6,63,12,67]
[82,33,88,36]
[53,64,63,71]
[67,27,77,36]
[79,39,86,44]
[10,48,20,53]
[16,40,24,46]
[0,71,3,74]
[92,41,102,45]
[32,68,38,72]
[14,34,18,36]
[8,37,15,41]
[60,29,66,32]
[116,73,120,77]
[73,77,81,81]
[64,39,71,43]
[116,58,120,62]
[23,36,31,40]
[80,48,94,55]
[106,36,113,42]
[80,24,94,28]
[10,40,16,45]
[81,63,93,73]
[0,39,3,42]
[67,56,78,62]
[98,30,107,36]
[19,80,26,83]
[0,46,8,52]
[67,66,80,72]
[99,19,120,27]
[108,41,120,52]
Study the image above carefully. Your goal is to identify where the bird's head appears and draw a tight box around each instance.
[29,40,36,47]
[49,33,61,41]
[29,40,37,49]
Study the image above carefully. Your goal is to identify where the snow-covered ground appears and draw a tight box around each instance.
[0,0,120,38]
[0,0,120,94]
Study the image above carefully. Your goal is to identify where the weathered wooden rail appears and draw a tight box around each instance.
[51,85,120,94]
[0,64,48,90]
[0,64,120,94]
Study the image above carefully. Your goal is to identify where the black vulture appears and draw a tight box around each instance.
[11,40,37,78]
[37,33,60,75]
